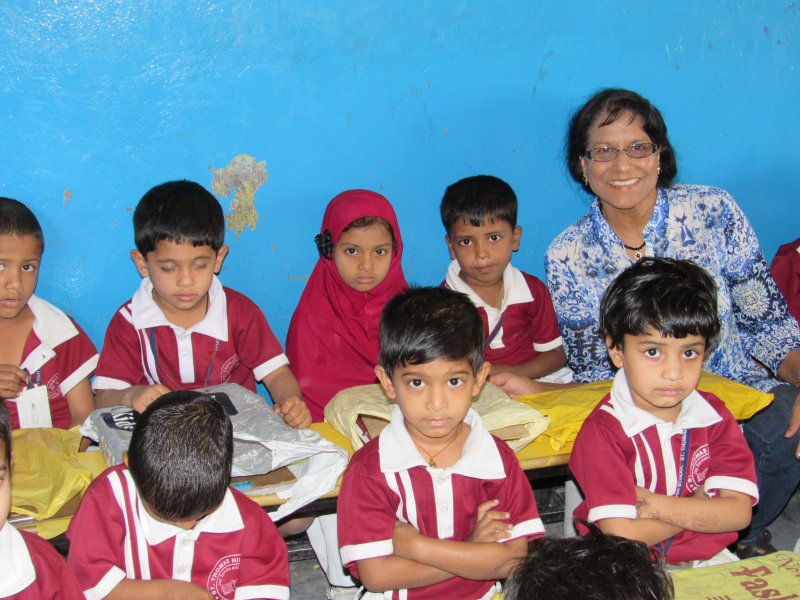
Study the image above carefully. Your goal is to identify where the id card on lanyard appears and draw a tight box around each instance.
[16,370,53,428]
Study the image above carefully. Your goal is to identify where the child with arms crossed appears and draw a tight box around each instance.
[439,176,568,390]
[67,390,290,599]
[338,287,543,599]
[0,198,97,430]
[0,399,83,599]
[92,180,310,428]
[570,257,758,567]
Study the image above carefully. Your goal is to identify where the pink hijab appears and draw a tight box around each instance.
[286,190,407,421]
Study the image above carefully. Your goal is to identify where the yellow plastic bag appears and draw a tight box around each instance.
[10,427,93,522]
[515,371,774,453]
[324,382,550,453]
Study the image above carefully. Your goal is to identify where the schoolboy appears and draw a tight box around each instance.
[0,198,97,429]
[570,257,758,567]
[440,175,567,386]
[505,523,674,600]
[338,286,543,599]
[67,390,290,599]
[0,400,84,598]
[92,180,310,428]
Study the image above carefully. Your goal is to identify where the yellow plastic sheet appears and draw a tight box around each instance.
[10,427,93,533]
[515,371,774,454]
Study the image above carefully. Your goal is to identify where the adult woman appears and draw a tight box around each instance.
[544,89,800,556]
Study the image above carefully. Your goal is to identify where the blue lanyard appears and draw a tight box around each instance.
[484,313,505,350]
[148,329,220,389]
[658,428,691,561]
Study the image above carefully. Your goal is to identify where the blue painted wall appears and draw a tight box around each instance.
[2,1,798,352]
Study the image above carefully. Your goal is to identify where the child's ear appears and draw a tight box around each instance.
[130,250,149,278]
[214,245,230,274]
[122,450,129,468]
[471,362,491,396]
[512,226,522,252]
[374,365,397,400]
[606,337,624,369]
[445,234,457,260]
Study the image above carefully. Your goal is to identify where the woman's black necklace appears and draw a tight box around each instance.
[624,240,646,260]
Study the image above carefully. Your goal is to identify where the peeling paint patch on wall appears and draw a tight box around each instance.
[211,154,268,238]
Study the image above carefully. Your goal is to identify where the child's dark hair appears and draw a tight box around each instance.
[133,180,225,256]
[378,286,484,377]
[0,197,45,252]
[504,523,674,600]
[127,390,232,521]
[342,216,394,241]
[601,257,720,350]
[440,175,517,234]
[0,400,10,467]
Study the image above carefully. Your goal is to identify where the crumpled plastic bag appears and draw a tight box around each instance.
[81,384,348,522]
[10,427,92,521]
[324,381,549,453]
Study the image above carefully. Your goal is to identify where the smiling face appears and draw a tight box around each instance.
[446,218,521,292]
[607,328,706,422]
[333,222,394,292]
[376,358,489,449]
[131,240,228,329]
[580,113,661,219]
[0,234,41,321]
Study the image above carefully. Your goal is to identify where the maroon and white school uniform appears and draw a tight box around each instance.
[570,369,759,564]
[93,277,287,393]
[338,408,543,599]
[444,261,562,367]
[7,295,98,429]
[66,465,289,600]
[0,523,83,599]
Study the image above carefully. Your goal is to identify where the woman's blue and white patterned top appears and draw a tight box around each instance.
[544,184,800,392]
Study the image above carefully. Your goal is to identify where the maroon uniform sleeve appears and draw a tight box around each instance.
[337,445,398,578]
[771,238,800,325]
[20,529,84,600]
[569,409,639,523]
[93,307,147,389]
[703,394,759,502]
[227,289,287,380]
[523,274,562,349]
[53,317,98,395]
[233,492,290,599]
[66,470,129,596]
[494,440,545,540]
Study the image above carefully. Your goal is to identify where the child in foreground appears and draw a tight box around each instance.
[0,399,84,598]
[338,286,543,599]
[67,390,290,599]
[505,523,674,600]
[570,257,758,567]
[439,175,567,390]
[286,188,408,422]
[92,180,310,428]
[0,198,97,429]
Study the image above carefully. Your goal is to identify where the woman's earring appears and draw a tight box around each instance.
[582,174,589,186]
[658,165,662,175]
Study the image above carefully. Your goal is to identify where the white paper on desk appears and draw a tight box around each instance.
[232,429,347,522]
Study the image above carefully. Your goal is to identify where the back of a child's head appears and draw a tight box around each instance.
[601,257,720,350]
[0,400,10,467]
[134,180,225,256]
[0,197,44,252]
[505,526,674,600]
[378,286,483,377]
[440,175,517,234]
[127,390,232,521]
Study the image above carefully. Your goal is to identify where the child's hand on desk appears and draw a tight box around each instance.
[129,384,171,413]
[469,499,512,543]
[274,395,312,429]
[0,364,26,398]
[163,580,214,600]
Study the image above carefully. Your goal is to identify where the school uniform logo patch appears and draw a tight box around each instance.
[688,443,710,492]
[46,374,60,399]
[220,355,240,383]
[207,553,240,599]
